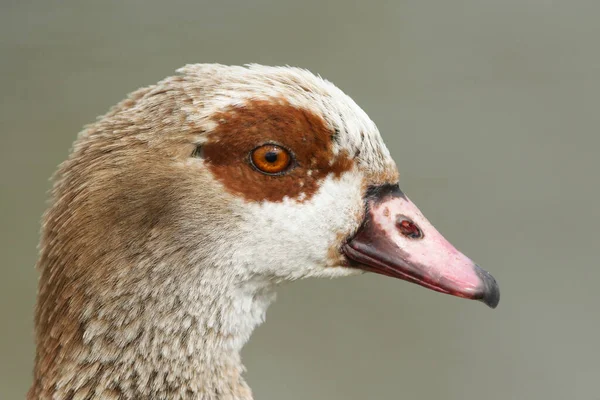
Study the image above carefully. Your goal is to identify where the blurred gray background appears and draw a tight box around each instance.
[2,1,598,399]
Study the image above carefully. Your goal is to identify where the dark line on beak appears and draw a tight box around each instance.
[365,183,406,203]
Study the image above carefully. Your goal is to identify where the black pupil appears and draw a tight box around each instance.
[264,151,278,163]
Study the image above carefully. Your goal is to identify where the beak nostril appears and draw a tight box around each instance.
[396,215,423,239]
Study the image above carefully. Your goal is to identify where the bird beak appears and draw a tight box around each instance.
[342,184,500,308]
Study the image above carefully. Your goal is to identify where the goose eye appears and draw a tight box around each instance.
[250,145,292,174]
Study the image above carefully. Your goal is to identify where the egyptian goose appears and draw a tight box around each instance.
[29,64,499,400]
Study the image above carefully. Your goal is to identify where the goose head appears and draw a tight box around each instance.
[31,64,498,399]
[169,64,498,304]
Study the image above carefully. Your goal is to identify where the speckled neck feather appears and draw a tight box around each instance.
[30,252,276,399]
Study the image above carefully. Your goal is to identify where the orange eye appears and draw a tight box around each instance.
[250,144,292,174]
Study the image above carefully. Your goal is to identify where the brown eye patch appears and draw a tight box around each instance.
[202,99,354,203]
[250,144,292,174]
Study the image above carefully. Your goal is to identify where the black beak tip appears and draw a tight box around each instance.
[475,265,500,309]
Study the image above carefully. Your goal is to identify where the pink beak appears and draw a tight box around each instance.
[342,184,499,308]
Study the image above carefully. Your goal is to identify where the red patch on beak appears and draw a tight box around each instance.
[396,217,422,239]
